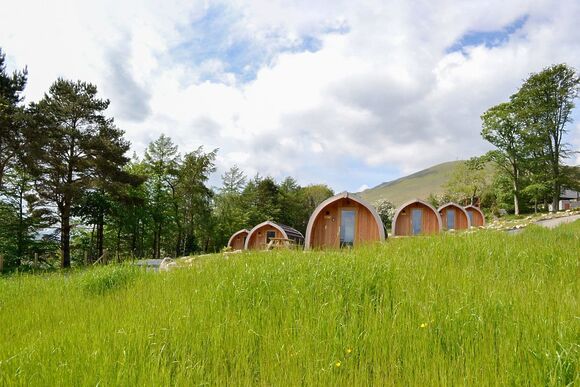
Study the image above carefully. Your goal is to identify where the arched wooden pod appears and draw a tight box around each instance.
[227,229,249,250]
[392,199,442,236]
[304,192,385,249]
[437,202,471,230]
[464,205,486,227]
[244,221,304,250]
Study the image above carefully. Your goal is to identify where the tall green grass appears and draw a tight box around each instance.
[1,222,578,385]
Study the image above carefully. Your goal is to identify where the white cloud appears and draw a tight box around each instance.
[1,0,579,192]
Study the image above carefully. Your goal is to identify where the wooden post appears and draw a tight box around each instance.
[0,254,4,274]
[84,251,88,266]
[34,252,39,270]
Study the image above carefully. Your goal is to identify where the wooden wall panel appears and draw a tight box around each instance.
[467,209,485,227]
[309,198,382,249]
[394,202,440,236]
[228,232,248,250]
[439,205,469,230]
[246,226,281,250]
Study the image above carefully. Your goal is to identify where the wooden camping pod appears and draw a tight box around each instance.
[227,229,249,250]
[304,192,386,249]
[244,221,304,250]
[464,205,485,227]
[392,199,442,236]
[437,203,471,230]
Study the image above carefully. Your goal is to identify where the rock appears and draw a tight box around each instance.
[159,257,177,272]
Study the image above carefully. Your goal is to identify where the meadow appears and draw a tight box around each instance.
[0,222,578,386]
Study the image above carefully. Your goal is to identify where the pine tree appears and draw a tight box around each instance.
[30,79,131,268]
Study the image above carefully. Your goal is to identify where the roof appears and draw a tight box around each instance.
[304,191,386,248]
[560,189,579,200]
[275,222,304,241]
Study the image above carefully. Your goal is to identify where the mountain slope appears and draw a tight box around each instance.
[359,160,464,205]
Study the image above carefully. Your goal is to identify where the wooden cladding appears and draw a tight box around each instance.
[245,225,282,250]
[305,193,385,249]
[227,229,249,250]
[244,221,304,250]
[392,200,442,236]
[438,203,470,230]
[465,205,485,227]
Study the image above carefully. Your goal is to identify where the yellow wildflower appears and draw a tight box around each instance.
[335,361,341,368]
[420,322,428,328]
[346,348,352,354]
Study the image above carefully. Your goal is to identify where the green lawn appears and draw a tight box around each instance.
[1,222,579,385]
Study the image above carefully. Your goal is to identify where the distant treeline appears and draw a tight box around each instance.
[0,48,333,269]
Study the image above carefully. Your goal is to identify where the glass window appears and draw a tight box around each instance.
[412,208,422,235]
[467,211,473,225]
[447,209,455,229]
[266,231,276,243]
[340,209,355,247]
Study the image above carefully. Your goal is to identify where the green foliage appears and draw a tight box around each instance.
[0,48,27,190]
[373,199,395,229]
[444,156,492,205]
[481,101,528,214]
[482,64,579,213]
[213,170,333,249]
[28,79,131,267]
[0,222,578,384]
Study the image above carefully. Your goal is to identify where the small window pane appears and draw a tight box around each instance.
[412,208,422,235]
[340,210,355,247]
[447,209,455,229]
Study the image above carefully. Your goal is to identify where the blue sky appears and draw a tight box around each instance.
[1,0,579,193]
[447,15,529,54]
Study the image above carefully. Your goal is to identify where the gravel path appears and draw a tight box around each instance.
[534,214,580,229]
[506,213,580,234]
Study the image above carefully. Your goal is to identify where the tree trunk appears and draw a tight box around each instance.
[152,227,158,259]
[551,151,560,213]
[513,165,520,216]
[61,205,71,268]
[552,181,560,213]
[153,222,162,259]
[89,224,95,263]
[157,223,162,258]
[16,185,24,265]
[116,226,121,262]
[96,212,104,258]
[139,219,145,258]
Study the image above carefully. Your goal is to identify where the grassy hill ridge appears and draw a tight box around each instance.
[359,160,464,205]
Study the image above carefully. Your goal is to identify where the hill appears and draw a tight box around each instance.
[359,160,464,205]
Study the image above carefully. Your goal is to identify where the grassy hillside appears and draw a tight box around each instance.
[1,222,579,385]
[360,160,463,205]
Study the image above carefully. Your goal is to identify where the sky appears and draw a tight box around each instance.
[1,0,579,192]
